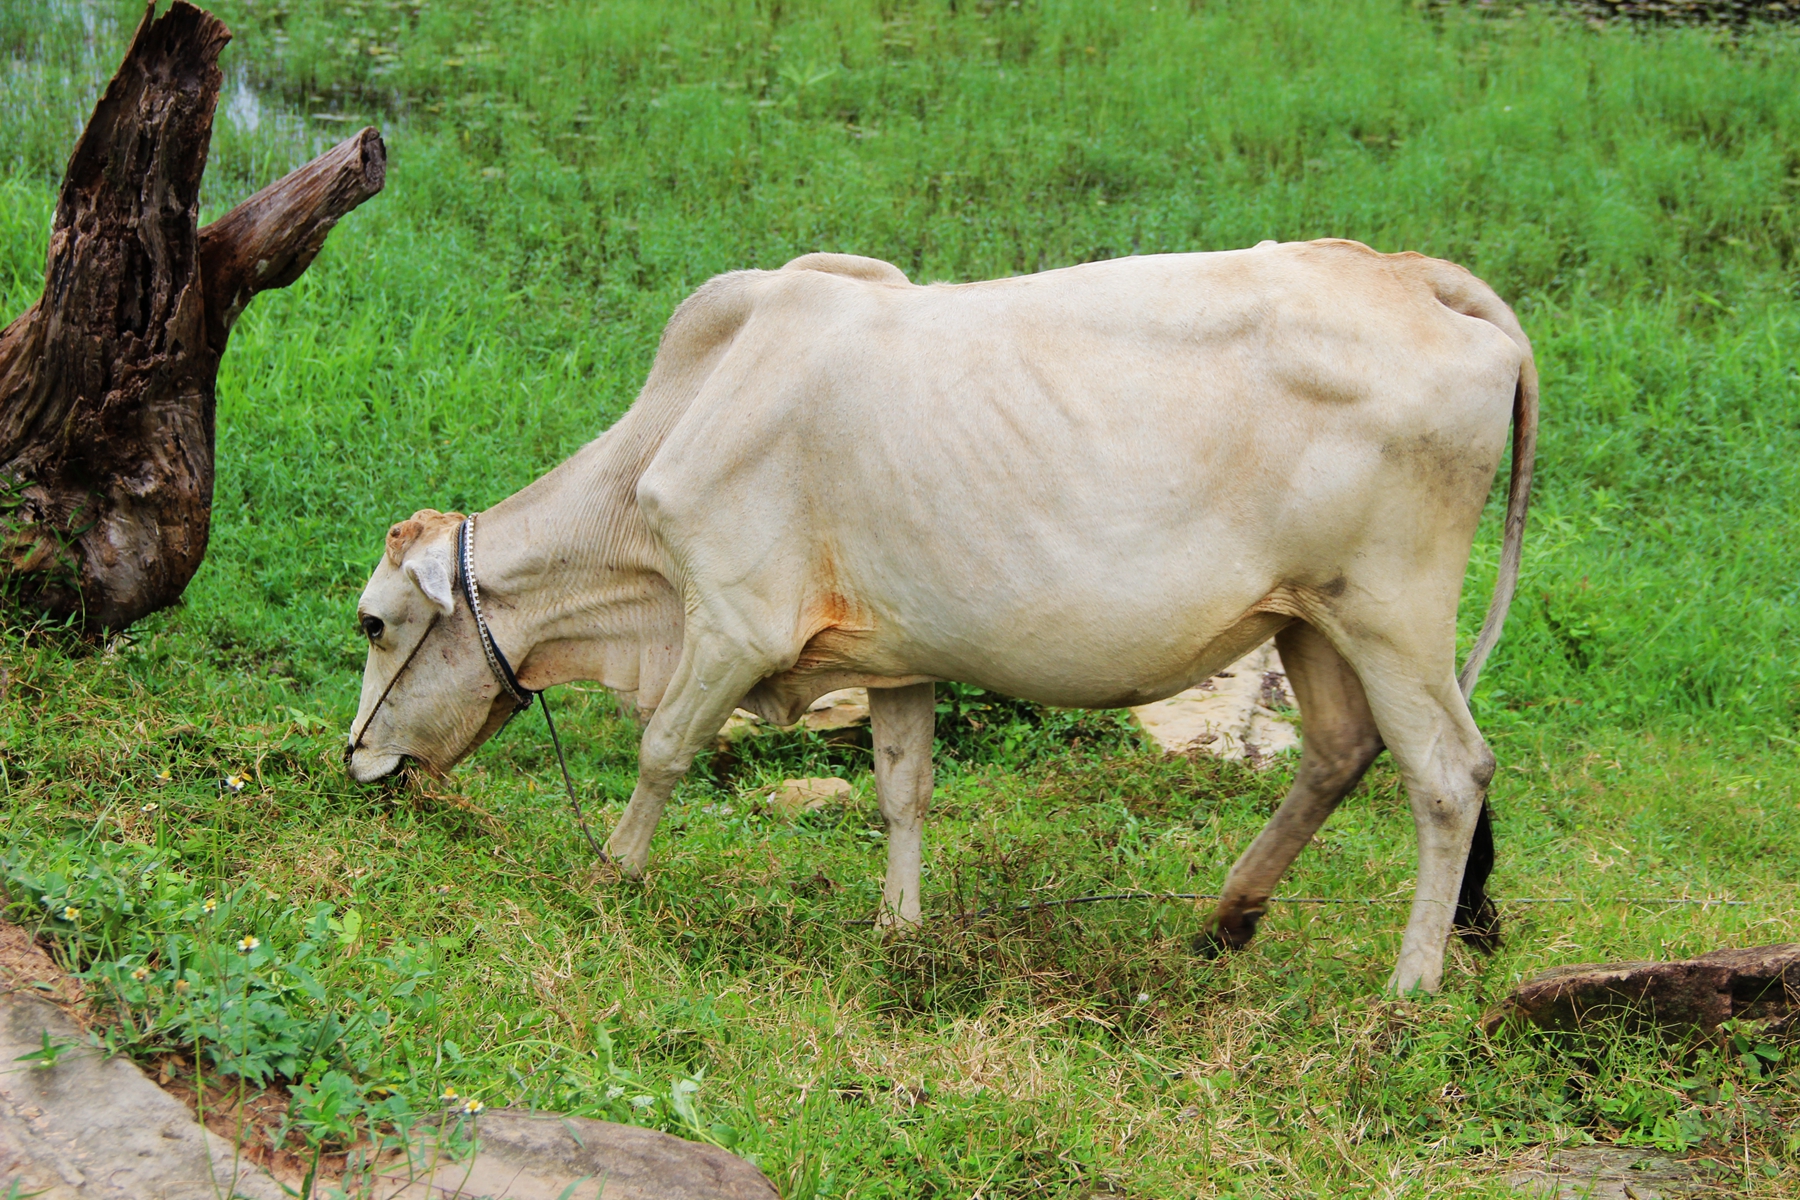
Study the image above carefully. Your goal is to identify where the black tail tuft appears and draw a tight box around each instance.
[1453,800,1501,952]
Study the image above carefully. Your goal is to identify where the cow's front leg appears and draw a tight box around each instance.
[869,682,935,925]
[606,639,766,876]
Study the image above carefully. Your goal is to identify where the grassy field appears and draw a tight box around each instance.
[3,0,1799,1195]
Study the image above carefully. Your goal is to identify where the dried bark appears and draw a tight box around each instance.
[0,1,384,631]
[1481,943,1800,1039]
[1573,0,1800,22]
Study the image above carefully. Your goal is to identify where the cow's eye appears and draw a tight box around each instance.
[360,614,385,642]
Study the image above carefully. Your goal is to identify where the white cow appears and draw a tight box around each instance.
[347,240,1537,994]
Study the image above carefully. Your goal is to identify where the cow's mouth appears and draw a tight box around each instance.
[344,692,519,784]
[345,742,408,783]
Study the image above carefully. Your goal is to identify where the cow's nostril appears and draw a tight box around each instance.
[360,614,384,641]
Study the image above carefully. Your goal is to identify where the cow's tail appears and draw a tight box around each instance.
[1455,323,1538,705]
[1411,257,1539,953]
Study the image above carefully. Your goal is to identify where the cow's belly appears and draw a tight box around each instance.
[817,527,1298,706]
[754,599,1288,715]
[904,610,1293,709]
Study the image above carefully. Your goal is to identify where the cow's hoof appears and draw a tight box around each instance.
[596,849,646,882]
[1191,928,1232,959]
[1193,908,1261,958]
[581,858,629,887]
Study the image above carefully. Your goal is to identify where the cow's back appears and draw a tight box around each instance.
[639,242,1525,707]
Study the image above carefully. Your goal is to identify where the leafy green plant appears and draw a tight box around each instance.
[0,834,449,1194]
[2,839,402,1085]
[10,1029,77,1071]
[587,1025,736,1150]
[933,683,1135,769]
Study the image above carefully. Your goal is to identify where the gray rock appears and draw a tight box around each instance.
[1506,1145,1719,1199]
[1482,942,1800,1037]
[0,923,286,1200]
[367,1109,780,1199]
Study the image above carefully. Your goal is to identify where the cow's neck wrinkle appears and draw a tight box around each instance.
[467,430,683,693]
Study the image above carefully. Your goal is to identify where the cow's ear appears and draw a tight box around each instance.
[404,540,456,616]
[386,508,448,566]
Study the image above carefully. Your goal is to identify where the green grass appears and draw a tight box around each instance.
[3,0,1799,1195]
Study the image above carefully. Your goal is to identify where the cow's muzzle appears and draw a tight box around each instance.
[345,741,408,783]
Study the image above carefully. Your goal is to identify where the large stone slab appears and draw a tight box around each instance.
[0,922,286,1200]
[1130,640,1299,765]
[1482,943,1800,1037]
[368,1109,779,1199]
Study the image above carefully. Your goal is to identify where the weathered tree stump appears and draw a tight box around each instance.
[0,1,384,631]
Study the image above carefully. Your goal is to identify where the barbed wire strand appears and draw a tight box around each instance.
[987,892,1748,910]
[849,892,1749,926]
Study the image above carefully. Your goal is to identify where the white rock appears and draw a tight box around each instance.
[716,708,766,746]
[768,776,855,818]
[1130,640,1299,766]
[716,688,870,749]
[800,687,870,731]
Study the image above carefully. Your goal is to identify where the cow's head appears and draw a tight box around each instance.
[345,509,520,781]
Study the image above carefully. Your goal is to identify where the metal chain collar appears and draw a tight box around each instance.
[458,513,533,710]
[457,513,606,862]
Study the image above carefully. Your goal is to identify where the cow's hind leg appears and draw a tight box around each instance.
[869,682,936,925]
[606,635,770,876]
[1350,651,1496,995]
[1197,623,1382,956]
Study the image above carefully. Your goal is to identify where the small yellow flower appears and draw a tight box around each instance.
[131,965,151,981]
[156,768,171,782]
[440,1086,459,1102]
[237,935,260,952]
[174,979,190,994]
[461,1098,484,1115]
[223,773,247,793]
[61,906,80,921]
[202,897,218,914]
